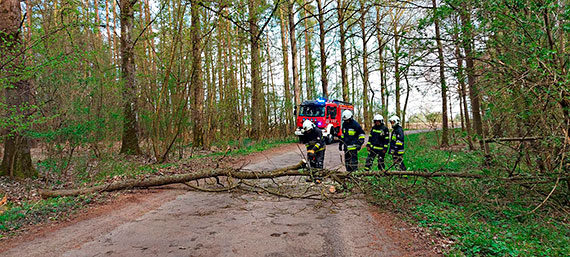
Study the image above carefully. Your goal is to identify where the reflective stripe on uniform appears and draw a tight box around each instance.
[373,146,383,150]
[348,129,356,136]
[397,150,405,154]
[396,141,403,146]
[372,129,382,133]
[347,145,358,150]
[359,134,365,139]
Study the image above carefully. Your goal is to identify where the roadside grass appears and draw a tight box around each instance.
[357,131,570,256]
[0,195,98,238]
[0,136,297,238]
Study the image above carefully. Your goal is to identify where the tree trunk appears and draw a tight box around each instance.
[338,0,349,102]
[0,0,37,178]
[360,1,369,129]
[432,0,449,147]
[376,6,387,122]
[279,4,293,131]
[453,16,473,149]
[249,0,263,139]
[289,1,301,109]
[316,0,328,98]
[394,24,401,118]
[460,7,486,153]
[191,0,204,147]
[302,0,314,99]
[119,0,142,155]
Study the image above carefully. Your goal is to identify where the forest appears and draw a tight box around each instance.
[0,0,569,255]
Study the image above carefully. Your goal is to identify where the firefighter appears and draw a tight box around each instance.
[365,114,390,171]
[300,120,326,170]
[338,110,365,172]
[389,116,407,170]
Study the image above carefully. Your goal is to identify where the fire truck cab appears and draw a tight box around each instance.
[294,98,354,144]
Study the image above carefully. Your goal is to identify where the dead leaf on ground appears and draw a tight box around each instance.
[0,195,7,206]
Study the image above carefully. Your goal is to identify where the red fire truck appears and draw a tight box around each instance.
[294,98,354,144]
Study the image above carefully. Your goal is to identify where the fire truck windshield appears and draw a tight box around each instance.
[299,105,325,117]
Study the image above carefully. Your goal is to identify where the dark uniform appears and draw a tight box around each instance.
[300,127,326,169]
[339,119,365,172]
[365,123,390,171]
[389,124,407,170]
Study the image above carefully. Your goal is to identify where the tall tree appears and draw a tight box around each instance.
[432,0,449,147]
[337,0,349,102]
[301,0,314,99]
[376,5,388,121]
[0,0,36,178]
[279,3,294,130]
[359,0,370,129]
[288,1,301,109]
[459,4,485,152]
[249,0,263,138]
[119,0,142,155]
[316,0,328,97]
[191,0,204,147]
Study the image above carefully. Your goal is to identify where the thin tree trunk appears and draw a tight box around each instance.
[432,0,449,146]
[289,1,301,110]
[394,24,401,118]
[338,0,349,102]
[249,0,263,139]
[191,0,204,147]
[460,6,486,153]
[376,6,387,122]
[302,0,314,99]
[0,0,36,178]
[360,1,369,129]
[316,0,328,98]
[279,4,293,130]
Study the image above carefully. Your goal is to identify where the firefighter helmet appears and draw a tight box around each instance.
[342,110,353,121]
[373,114,383,122]
[389,115,400,125]
[302,119,315,132]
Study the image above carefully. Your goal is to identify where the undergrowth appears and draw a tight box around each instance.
[359,131,570,256]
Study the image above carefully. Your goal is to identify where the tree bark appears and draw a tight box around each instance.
[460,6,487,153]
[432,0,449,147]
[453,15,473,149]
[338,0,349,102]
[302,0,314,99]
[289,1,301,109]
[0,0,37,178]
[394,24,401,118]
[279,4,293,131]
[249,0,263,139]
[360,1,370,129]
[316,0,328,98]
[191,0,204,147]
[119,0,142,155]
[376,6,387,122]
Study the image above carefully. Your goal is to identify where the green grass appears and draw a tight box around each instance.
[0,195,95,238]
[359,131,570,256]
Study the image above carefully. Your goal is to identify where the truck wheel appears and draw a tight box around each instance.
[325,134,333,145]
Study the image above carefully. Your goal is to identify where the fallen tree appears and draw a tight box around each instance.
[39,160,568,198]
